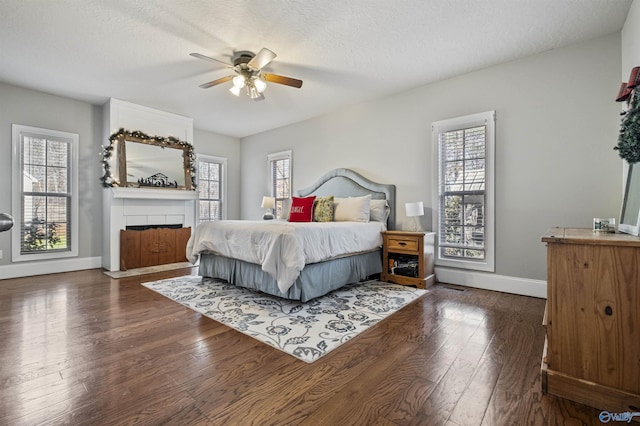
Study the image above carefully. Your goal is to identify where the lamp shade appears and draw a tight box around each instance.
[405,201,424,217]
[261,196,275,209]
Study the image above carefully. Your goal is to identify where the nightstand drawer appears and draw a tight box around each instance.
[387,237,419,252]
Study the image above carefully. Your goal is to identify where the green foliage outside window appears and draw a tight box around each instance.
[22,216,61,251]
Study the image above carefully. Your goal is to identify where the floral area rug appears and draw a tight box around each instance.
[142,276,428,363]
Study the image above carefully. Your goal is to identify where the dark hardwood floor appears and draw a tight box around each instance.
[0,268,605,425]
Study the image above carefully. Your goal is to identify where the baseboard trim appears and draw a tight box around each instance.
[0,256,102,280]
[434,266,547,299]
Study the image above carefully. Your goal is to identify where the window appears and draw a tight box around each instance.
[268,150,292,219]
[432,111,495,272]
[12,124,79,261]
[197,154,226,223]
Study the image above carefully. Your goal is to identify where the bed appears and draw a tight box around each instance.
[187,168,396,301]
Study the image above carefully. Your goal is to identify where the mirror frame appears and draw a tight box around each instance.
[619,163,640,236]
[101,129,196,190]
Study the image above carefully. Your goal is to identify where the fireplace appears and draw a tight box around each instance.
[102,187,197,271]
[101,97,196,272]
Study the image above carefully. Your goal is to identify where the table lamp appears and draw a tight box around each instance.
[405,201,424,232]
[261,196,275,220]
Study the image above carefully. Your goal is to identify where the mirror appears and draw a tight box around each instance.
[107,130,195,190]
[619,163,640,236]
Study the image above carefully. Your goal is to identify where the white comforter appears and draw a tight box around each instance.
[186,220,386,293]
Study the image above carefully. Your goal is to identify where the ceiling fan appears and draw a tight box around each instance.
[190,48,303,101]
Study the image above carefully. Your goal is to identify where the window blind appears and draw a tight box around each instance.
[270,154,291,218]
[198,160,223,222]
[20,133,72,254]
[438,125,486,261]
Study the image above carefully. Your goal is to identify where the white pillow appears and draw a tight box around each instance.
[279,198,292,220]
[370,199,390,222]
[334,194,372,222]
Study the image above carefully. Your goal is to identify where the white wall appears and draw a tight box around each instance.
[241,34,622,290]
[622,0,640,77]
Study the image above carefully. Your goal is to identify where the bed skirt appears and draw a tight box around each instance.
[198,250,382,302]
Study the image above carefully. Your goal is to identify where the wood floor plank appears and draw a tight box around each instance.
[0,268,612,425]
[447,357,502,425]
[300,338,421,425]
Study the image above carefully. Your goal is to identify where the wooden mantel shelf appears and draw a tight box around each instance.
[108,187,198,200]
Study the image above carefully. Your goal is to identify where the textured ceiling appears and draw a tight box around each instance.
[0,0,633,138]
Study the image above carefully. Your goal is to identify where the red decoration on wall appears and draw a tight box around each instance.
[616,82,631,102]
[616,67,640,103]
[628,66,640,89]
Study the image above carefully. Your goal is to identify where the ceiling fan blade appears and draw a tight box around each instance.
[190,52,232,68]
[198,75,234,89]
[263,73,303,88]
[253,93,266,101]
[248,48,276,70]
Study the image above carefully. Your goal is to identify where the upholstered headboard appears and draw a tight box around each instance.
[295,168,396,230]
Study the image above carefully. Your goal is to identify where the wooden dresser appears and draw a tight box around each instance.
[541,228,640,413]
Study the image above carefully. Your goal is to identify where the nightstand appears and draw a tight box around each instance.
[381,231,435,289]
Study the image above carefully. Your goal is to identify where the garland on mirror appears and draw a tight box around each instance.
[614,67,640,163]
[100,142,115,187]
[100,128,197,189]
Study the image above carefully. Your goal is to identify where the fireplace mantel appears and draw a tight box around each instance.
[101,98,196,272]
[109,187,198,200]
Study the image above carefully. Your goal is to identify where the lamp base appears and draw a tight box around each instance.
[263,213,274,220]
[408,216,423,232]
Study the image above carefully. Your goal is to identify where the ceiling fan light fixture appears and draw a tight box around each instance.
[254,77,267,93]
[248,85,260,99]
[232,75,246,89]
[191,48,302,100]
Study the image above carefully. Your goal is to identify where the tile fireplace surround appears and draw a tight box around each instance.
[102,187,197,272]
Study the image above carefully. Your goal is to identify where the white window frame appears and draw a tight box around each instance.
[197,154,227,223]
[11,124,79,262]
[267,150,292,219]
[432,111,495,272]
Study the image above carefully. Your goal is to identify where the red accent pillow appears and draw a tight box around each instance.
[288,196,316,222]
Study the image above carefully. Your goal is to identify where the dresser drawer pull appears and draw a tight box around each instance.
[398,242,407,246]
[605,306,613,316]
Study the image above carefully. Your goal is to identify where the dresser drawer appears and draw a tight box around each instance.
[387,237,419,252]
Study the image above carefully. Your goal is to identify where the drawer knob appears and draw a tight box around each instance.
[604,306,613,316]
[398,242,407,246]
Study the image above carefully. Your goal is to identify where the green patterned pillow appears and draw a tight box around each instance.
[313,196,334,222]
